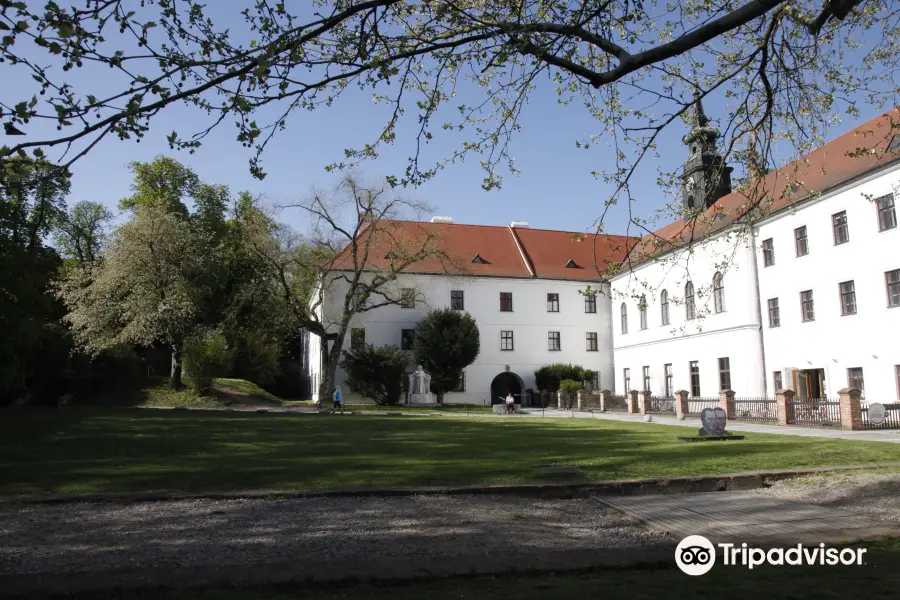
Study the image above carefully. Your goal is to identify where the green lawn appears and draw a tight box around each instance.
[2,409,900,497]
[80,377,282,409]
[8,540,900,600]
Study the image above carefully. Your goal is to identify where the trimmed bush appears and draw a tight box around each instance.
[534,363,594,392]
[559,379,582,395]
[340,344,410,405]
[413,309,480,404]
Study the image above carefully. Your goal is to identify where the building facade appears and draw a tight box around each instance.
[308,222,630,404]
[310,108,900,405]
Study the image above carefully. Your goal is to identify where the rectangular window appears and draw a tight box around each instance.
[794,226,809,257]
[767,298,780,328]
[401,328,415,351]
[500,292,513,312]
[450,290,464,311]
[800,290,815,322]
[847,367,864,391]
[839,280,857,316]
[762,238,775,267]
[453,371,466,393]
[640,305,648,330]
[718,357,731,391]
[500,330,514,351]
[642,366,650,392]
[548,331,561,351]
[351,328,366,349]
[887,269,900,308]
[664,364,673,398]
[623,368,631,393]
[689,361,700,398]
[773,371,783,392]
[832,210,849,245]
[584,294,597,313]
[547,293,559,312]
[586,332,598,351]
[876,194,897,232]
[400,288,416,309]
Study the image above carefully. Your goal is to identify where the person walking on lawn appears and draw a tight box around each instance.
[332,385,343,414]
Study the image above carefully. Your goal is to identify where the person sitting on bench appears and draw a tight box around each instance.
[505,393,515,414]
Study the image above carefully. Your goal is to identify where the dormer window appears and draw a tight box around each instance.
[472,254,489,264]
[565,258,582,269]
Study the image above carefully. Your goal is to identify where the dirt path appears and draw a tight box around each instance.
[0,494,669,595]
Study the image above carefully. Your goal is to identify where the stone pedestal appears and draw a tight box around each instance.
[600,390,610,412]
[640,390,652,415]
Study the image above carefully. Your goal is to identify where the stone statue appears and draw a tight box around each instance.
[408,365,435,404]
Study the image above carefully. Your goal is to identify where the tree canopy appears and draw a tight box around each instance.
[2,1,897,237]
[413,308,480,403]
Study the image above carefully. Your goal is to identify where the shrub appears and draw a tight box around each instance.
[534,363,592,392]
[559,379,582,396]
[231,329,282,385]
[183,330,235,395]
[340,344,410,405]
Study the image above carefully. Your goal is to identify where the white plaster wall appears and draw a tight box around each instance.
[311,273,614,404]
[756,163,900,403]
[610,231,766,397]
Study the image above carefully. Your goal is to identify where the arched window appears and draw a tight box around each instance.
[713,272,725,313]
[620,302,628,335]
[685,281,696,320]
[639,294,648,330]
[660,290,670,326]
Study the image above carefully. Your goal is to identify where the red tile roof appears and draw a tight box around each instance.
[332,220,635,281]
[625,108,900,266]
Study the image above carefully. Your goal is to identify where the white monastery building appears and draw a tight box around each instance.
[310,106,900,405]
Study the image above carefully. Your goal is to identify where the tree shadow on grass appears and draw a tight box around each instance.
[1,410,899,497]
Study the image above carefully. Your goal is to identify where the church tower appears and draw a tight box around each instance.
[681,96,732,213]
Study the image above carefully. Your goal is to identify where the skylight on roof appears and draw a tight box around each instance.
[472,254,490,264]
[888,134,900,153]
[565,258,583,269]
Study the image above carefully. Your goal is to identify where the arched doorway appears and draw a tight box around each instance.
[490,372,523,405]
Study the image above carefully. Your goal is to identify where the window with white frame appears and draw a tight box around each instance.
[718,357,731,391]
[762,238,775,266]
[639,295,648,330]
[664,364,673,398]
[832,211,849,245]
[767,298,780,327]
[642,366,650,392]
[685,281,695,320]
[713,272,725,313]
[623,368,631,393]
[847,367,864,392]
[547,293,560,312]
[794,226,809,257]
[660,289,670,325]
[500,330,514,351]
[548,331,561,351]
[689,361,700,397]
[839,280,857,316]
[887,268,900,308]
[800,290,815,322]
[620,302,628,334]
[586,332,598,351]
[876,194,897,232]
[584,293,597,313]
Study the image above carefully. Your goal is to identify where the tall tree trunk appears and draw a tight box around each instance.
[170,342,184,390]
[317,334,343,404]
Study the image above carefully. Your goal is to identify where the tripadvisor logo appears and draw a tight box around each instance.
[675,535,867,576]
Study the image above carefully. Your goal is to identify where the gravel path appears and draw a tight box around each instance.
[752,471,900,525]
[0,494,668,592]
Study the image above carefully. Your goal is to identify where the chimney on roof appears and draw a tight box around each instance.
[430,216,454,224]
[510,221,529,228]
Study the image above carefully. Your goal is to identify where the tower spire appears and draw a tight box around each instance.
[680,94,733,214]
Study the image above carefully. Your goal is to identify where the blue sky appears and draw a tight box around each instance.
[2,6,888,237]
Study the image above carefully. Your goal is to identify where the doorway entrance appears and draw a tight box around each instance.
[490,372,523,405]
[794,368,826,399]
